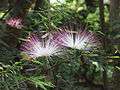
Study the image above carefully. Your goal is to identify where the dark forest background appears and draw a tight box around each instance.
[0,0,120,90]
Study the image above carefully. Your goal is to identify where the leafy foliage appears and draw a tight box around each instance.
[0,61,54,90]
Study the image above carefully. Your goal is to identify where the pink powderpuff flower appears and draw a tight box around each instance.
[20,34,63,59]
[5,17,23,29]
[53,27,100,50]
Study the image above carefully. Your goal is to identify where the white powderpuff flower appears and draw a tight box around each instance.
[53,27,100,50]
[20,34,63,59]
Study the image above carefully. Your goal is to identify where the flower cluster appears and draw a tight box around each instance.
[6,17,23,29]
[20,26,100,59]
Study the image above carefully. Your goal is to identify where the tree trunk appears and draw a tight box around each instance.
[0,0,8,11]
[34,0,50,10]
[9,0,36,18]
[110,0,120,90]
[85,0,97,12]
[98,0,108,90]
[8,0,16,8]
